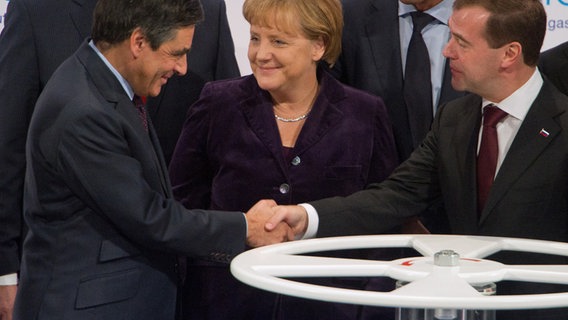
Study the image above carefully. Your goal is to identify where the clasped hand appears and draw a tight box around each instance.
[245,200,309,247]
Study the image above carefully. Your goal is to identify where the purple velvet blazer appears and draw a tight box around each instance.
[169,69,398,211]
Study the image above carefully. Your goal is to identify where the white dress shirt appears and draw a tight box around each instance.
[478,69,543,175]
[0,273,17,285]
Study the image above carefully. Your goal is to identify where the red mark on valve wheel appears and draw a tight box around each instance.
[401,259,415,266]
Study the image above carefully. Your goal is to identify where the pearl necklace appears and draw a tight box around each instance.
[273,82,318,123]
[274,110,310,122]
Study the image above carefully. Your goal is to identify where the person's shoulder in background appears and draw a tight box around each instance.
[539,41,568,96]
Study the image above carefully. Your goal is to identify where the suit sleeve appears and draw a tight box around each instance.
[54,103,246,258]
[0,0,40,275]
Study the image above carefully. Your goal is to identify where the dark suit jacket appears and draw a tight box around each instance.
[168,69,399,320]
[0,0,96,278]
[310,79,568,320]
[331,0,464,161]
[13,41,247,320]
[0,0,239,279]
[540,41,568,97]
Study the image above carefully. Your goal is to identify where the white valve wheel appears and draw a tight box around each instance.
[230,235,568,310]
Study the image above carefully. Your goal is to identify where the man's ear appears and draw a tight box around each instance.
[129,27,146,58]
[501,41,522,68]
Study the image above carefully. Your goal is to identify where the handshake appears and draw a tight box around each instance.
[244,199,310,247]
[244,200,430,248]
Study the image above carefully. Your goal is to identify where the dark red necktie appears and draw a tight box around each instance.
[477,105,508,214]
[133,95,148,132]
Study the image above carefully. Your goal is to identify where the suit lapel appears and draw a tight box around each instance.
[239,80,289,174]
[480,83,564,223]
[293,73,343,156]
[449,95,483,230]
[69,0,97,40]
[115,97,170,196]
[77,42,170,196]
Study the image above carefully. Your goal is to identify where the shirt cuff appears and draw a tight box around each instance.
[0,273,18,286]
[298,203,319,239]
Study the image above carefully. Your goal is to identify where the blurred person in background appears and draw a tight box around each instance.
[539,40,568,97]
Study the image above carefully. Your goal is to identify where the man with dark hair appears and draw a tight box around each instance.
[268,1,568,319]
[0,0,239,317]
[11,0,289,319]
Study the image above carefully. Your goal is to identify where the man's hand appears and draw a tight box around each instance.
[245,200,294,247]
[0,285,16,320]
[265,205,309,239]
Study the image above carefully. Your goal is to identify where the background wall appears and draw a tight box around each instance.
[0,0,7,32]
[1,0,567,76]
[227,0,568,75]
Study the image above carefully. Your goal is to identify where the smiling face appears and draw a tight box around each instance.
[247,19,324,96]
[132,26,194,97]
[442,6,505,98]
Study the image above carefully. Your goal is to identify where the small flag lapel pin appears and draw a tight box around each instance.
[539,128,550,138]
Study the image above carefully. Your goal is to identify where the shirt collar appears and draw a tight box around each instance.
[482,69,544,121]
[88,40,135,100]
[398,0,454,25]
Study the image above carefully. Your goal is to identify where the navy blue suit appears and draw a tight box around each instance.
[15,41,247,320]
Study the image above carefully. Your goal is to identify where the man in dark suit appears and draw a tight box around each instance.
[0,0,239,317]
[331,0,463,162]
[268,0,568,319]
[11,0,290,319]
[540,41,568,97]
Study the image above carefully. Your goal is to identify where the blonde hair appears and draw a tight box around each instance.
[243,0,343,66]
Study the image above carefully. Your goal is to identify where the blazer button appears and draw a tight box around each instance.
[291,156,301,166]
[279,183,290,194]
